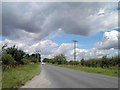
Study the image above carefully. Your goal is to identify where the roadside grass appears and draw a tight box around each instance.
[2,63,41,89]
[52,64,119,77]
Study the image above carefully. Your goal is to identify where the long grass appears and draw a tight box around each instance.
[2,63,41,89]
[53,64,118,77]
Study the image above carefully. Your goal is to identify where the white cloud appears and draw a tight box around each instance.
[1,39,118,60]
[53,43,73,55]
[1,39,58,55]
[51,43,118,61]
[30,40,58,55]
[0,39,26,49]
[96,30,119,49]
[68,48,118,60]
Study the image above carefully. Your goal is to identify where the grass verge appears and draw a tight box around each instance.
[52,64,118,77]
[2,63,41,89]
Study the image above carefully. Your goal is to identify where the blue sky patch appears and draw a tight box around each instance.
[52,32,103,49]
[0,36,8,41]
[112,7,120,11]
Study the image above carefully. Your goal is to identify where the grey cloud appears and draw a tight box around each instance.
[2,3,42,34]
[2,2,118,40]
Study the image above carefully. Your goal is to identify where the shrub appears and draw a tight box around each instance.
[21,58,31,65]
[81,58,85,66]
[2,54,16,65]
[5,45,25,64]
[31,58,38,63]
[80,55,119,68]
[68,61,80,65]
[43,58,51,63]
[51,54,67,64]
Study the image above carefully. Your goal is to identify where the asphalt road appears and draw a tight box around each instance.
[21,64,118,88]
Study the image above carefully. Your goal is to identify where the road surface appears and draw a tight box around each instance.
[21,64,118,88]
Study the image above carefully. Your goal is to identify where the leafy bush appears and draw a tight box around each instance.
[21,58,31,65]
[43,58,51,63]
[80,55,119,68]
[2,54,16,65]
[51,54,67,64]
[81,58,85,66]
[68,61,80,65]
[30,58,38,63]
[5,45,25,63]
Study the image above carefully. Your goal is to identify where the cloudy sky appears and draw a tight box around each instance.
[1,2,119,60]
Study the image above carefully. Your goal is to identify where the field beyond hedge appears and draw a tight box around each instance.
[2,63,41,89]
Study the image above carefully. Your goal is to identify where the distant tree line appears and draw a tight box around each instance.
[43,54,119,68]
[2,44,41,70]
